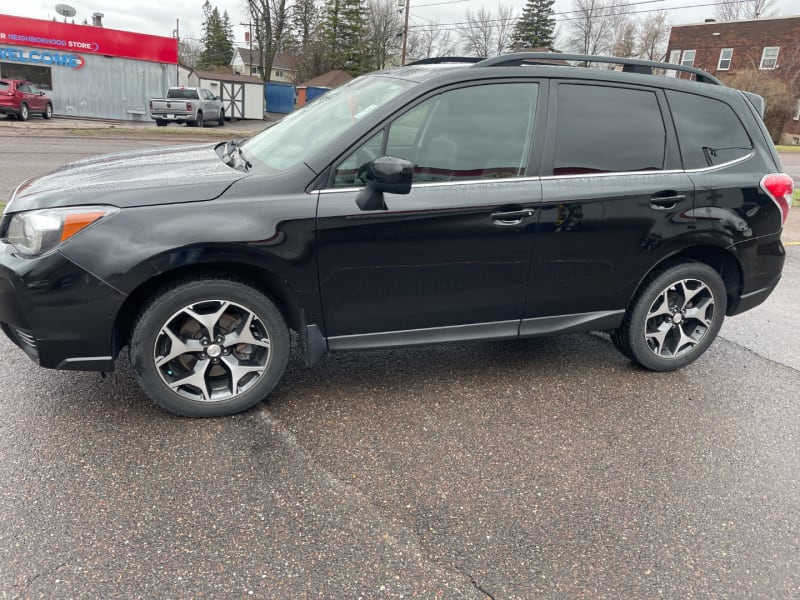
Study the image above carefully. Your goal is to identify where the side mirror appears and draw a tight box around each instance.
[355,156,413,211]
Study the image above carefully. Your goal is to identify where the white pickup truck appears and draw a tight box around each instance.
[148,87,224,127]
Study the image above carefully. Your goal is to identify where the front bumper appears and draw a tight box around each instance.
[0,241,126,371]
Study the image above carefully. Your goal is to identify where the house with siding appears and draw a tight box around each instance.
[666,15,800,144]
[230,48,297,84]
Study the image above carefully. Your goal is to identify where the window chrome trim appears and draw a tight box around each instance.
[317,176,542,194]
[315,151,755,194]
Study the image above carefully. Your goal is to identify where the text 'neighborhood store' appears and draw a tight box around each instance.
[0,14,177,120]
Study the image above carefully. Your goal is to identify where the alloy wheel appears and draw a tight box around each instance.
[153,299,272,403]
[643,278,715,358]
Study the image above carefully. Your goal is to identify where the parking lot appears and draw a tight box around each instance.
[1,131,798,598]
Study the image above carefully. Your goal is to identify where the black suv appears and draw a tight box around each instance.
[0,53,793,417]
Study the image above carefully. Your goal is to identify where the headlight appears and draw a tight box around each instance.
[5,206,118,257]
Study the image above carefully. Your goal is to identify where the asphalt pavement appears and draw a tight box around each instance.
[0,128,798,599]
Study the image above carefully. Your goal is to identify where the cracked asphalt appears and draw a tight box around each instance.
[0,133,798,599]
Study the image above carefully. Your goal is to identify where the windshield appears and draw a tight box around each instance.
[242,75,415,172]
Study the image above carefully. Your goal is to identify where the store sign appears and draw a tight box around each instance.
[0,14,178,64]
[0,46,84,69]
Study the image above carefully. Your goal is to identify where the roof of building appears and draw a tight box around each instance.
[673,14,800,28]
[233,48,295,70]
[299,70,353,89]
[192,69,264,84]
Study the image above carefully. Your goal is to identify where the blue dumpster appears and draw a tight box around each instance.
[265,82,296,114]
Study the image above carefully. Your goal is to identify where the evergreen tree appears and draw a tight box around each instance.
[511,0,556,50]
[199,1,235,67]
[320,0,368,75]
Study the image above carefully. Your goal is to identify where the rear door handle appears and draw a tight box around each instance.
[649,194,686,210]
[491,208,536,225]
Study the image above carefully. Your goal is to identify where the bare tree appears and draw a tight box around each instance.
[611,20,637,58]
[457,5,517,58]
[494,4,517,55]
[567,0,629,56]
[714,0,778,21]
[407,22,457,61]
[636,10,669,61]
[178,38,203,68]
[247,0,291,83]
[365,0,402,70]
[458,7,495,58]
[724,69,792,141]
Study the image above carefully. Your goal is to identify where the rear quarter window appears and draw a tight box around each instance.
[667,90,753,170]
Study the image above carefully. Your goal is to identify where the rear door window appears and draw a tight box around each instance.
[666,90,753,169]
[552,84,666,175]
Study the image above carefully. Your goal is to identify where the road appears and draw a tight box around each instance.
[1,135,799,598]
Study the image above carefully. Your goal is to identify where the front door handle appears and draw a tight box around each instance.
[491,208,536,225]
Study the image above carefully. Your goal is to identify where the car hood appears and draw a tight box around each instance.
[6,143,248,213]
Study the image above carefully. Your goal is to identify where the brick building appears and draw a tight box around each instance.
[666,15,800,144]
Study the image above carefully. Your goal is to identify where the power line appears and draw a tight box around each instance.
[407,0,755,30]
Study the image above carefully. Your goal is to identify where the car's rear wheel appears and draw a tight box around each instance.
[18,103,29,121]
[155,119,167,127]
[615,262,726,371]
[130,277,290,417]
[43,103,53,119]
[194,111,204,128]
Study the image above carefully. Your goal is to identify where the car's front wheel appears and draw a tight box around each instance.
[130,277,290,417]
[614,262,727,371]
[43,103,53,119]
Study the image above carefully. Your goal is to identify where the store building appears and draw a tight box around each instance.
[0,13,178,120]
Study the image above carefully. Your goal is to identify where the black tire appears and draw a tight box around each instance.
[43,103,53,119]
[218,109,225,127]
[130,277,290,417]
[155,119,167,127]
[195,111,204,128]
[617,262,727,371]
[18,103,29,121]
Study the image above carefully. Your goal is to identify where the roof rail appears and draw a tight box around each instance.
[406,56,483,66]
[472,52,723,86]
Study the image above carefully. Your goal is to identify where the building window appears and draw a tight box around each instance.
[718,48,733,70]
[0,63,53,90]
[273,69,284,78]
[669,49,681,64]
[681,50,696,67]
[794,99,800,121]
[760,46,779,70]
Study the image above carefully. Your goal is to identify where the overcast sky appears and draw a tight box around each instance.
[1,0,798,47]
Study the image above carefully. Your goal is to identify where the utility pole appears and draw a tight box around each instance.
[175,18,180,84]
[401,0,410,65]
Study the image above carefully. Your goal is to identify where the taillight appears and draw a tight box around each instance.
[186,102,192,111]
[760,173,793,226]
